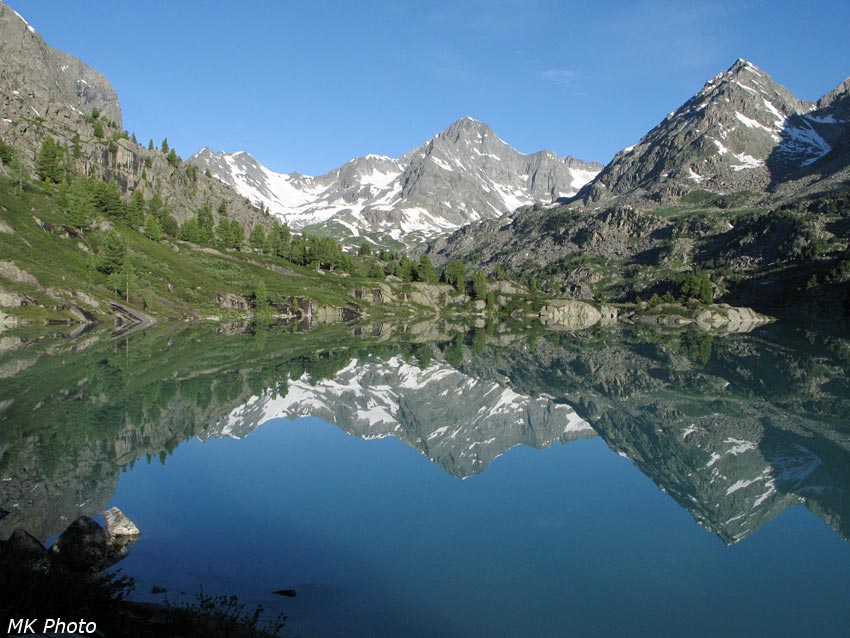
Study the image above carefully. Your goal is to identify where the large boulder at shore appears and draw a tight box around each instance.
[104,507,140,538]
[539,299,617,331]
[633,303,773,333]
[694,304,773,333]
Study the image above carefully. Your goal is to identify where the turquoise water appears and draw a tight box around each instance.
[111,416,850,638]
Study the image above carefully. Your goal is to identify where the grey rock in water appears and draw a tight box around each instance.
[539,299,604,330]
[189,117,603,248]
[693,304,773,332]
[103,506,140,538]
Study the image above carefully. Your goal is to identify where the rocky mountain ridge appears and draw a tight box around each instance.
[430,60,850,318]
[578,59,850,208]
[189,117,602,248]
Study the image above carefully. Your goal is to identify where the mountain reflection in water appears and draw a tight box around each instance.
[1,319,848,548]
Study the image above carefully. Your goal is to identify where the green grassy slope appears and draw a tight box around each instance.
[0,177,382,322]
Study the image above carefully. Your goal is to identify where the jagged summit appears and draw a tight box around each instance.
[730,58,760,71]
[190,117,602,247]
[440,116,491,135]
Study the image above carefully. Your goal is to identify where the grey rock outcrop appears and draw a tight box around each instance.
[539,299,607,330]
[189,118,603,248]
[632,304,773,333]
[693,304,772,332]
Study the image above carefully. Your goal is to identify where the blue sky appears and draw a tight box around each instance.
[8,0,850,175]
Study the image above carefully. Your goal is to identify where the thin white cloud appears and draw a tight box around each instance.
[540,68,577,87]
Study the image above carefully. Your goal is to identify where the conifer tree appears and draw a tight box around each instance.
[471,271,488,300]
[254,279,270,317]
[97,231,127,274]
[416,254,436,283]
[36,138,62,183]
[444,259,465,290]
[229,220,245,250]
[249,225,268,253]
[143,214,162,240]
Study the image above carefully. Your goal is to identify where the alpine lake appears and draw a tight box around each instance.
[1,316,849,638]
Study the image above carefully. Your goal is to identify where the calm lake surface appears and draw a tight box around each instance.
[2,319,850,637]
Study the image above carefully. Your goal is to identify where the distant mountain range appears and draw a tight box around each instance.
[189,118,602,248]
[2,0,848,321]
[189,58,849,251]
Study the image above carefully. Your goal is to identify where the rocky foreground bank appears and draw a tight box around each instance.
[0,510,285,637]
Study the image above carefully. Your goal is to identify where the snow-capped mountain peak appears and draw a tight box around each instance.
[189,119,602,247]
[578,59,850,207]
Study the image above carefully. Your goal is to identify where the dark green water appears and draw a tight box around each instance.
[1,319,849,636]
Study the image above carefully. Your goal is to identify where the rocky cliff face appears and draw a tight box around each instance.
[0,1,270,231]
[0,2,121,128]
[577,59,850,208]
[189,117,603,248]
